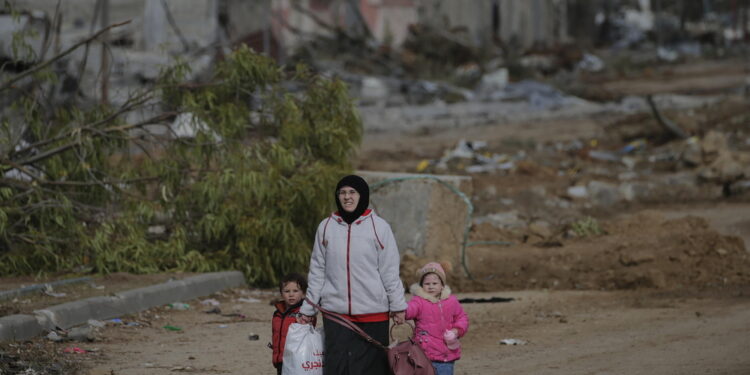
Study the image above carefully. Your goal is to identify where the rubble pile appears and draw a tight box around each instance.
[465,211,750,291]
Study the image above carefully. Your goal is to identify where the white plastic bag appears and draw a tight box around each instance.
[282,323,325,375]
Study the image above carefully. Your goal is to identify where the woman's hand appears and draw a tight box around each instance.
[390,311,405,325]
[297,314,313,324]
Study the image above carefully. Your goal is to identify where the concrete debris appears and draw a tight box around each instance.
[577,53,605,72]
[567,186,588,199]
[474,212,525,230]
[698,152,745,183]
[478,68,509,93]
[360,77,389,104]
[528,221,553,239]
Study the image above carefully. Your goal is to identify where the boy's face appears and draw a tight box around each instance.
[421,273,444,298]
[281,281,304,307]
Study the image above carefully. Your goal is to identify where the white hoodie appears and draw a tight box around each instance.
[301,209,407,316]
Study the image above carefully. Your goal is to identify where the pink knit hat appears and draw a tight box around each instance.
[417,262,446,286]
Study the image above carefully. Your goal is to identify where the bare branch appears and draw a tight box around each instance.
[0,20,132,92]
[161,0,191,52]
[10,92,155,157]
[14,111,175,167]
[646,95,689,139]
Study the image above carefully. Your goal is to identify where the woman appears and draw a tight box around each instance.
[299,175,406,375]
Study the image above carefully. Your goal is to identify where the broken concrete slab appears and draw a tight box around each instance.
[1,271,245,342]
[0,314,44,342]
[359,171,472,267]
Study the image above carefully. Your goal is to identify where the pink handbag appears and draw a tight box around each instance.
[305,298,435,375]
[386,323,436,375]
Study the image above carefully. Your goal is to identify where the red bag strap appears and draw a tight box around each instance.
[305,298,389,352]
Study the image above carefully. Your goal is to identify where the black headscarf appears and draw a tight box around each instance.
[335,175,370,224]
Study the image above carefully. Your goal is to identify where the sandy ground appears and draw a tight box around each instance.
[75,287,750,375]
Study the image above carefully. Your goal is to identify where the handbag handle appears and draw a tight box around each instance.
[305,298,390,351]
[389,320,416,343]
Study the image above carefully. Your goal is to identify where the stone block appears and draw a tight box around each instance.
[360,171,473,267]
[0,314,43,342]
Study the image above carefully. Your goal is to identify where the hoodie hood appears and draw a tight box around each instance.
[409,283,452,303]
[335,175,370,224]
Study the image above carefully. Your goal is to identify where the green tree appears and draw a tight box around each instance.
[0,14,361,285]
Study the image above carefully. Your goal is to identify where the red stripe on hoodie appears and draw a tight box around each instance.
[346,224,352,315]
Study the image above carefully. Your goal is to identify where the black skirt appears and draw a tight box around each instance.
[323,317,389,375]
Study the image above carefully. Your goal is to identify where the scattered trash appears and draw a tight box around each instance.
[126,322,141,327]
[201,298,221,307]
[47,331,63,342]
[499,338,527,346]
[657,46,679,62]
[218,324,228,328]
[168,302,191,310]
[43,285,66,298]
[222,313,247,319]
[576,53,604,72]
[109,318,123,324]
[62,347,87,354]
[204,307,222,314]
[163,325,182,331]
[619,139,646,154]
[248,333,260,341]
[588,150,620,163]
[457,297,514,304]
[237,297,260,303]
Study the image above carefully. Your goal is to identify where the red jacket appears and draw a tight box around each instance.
[271,301,316,366]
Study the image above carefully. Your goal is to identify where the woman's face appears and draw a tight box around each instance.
[338,186,360,213]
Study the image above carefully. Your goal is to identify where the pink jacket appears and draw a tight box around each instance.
[405,284,469,362]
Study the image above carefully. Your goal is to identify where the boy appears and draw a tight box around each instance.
[270,273,315,374]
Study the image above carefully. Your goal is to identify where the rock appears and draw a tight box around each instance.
[528,221,553,239]
[729,180,750,195]
[698,151,744,183]
[588,181,622,206]
[700,131,729,162]
[360,77,389,103]
[567,185,588,198]
[474,211,525,229]
[478,68,509,93]
[619,251,655,266]
[481,185,497,197]
[67,325,95,342]
[681,138,702,166]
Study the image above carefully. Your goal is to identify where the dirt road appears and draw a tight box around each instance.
[79,288,749,375]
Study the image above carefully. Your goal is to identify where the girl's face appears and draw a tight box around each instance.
[281,281,304,307]
[421,273,443,298]
[338,186,360,213]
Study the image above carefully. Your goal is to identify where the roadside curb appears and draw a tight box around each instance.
[0,271,246,343]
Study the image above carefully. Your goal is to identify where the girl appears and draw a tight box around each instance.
[405,262,469,375]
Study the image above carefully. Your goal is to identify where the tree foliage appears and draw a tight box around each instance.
[0,15,361,285]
